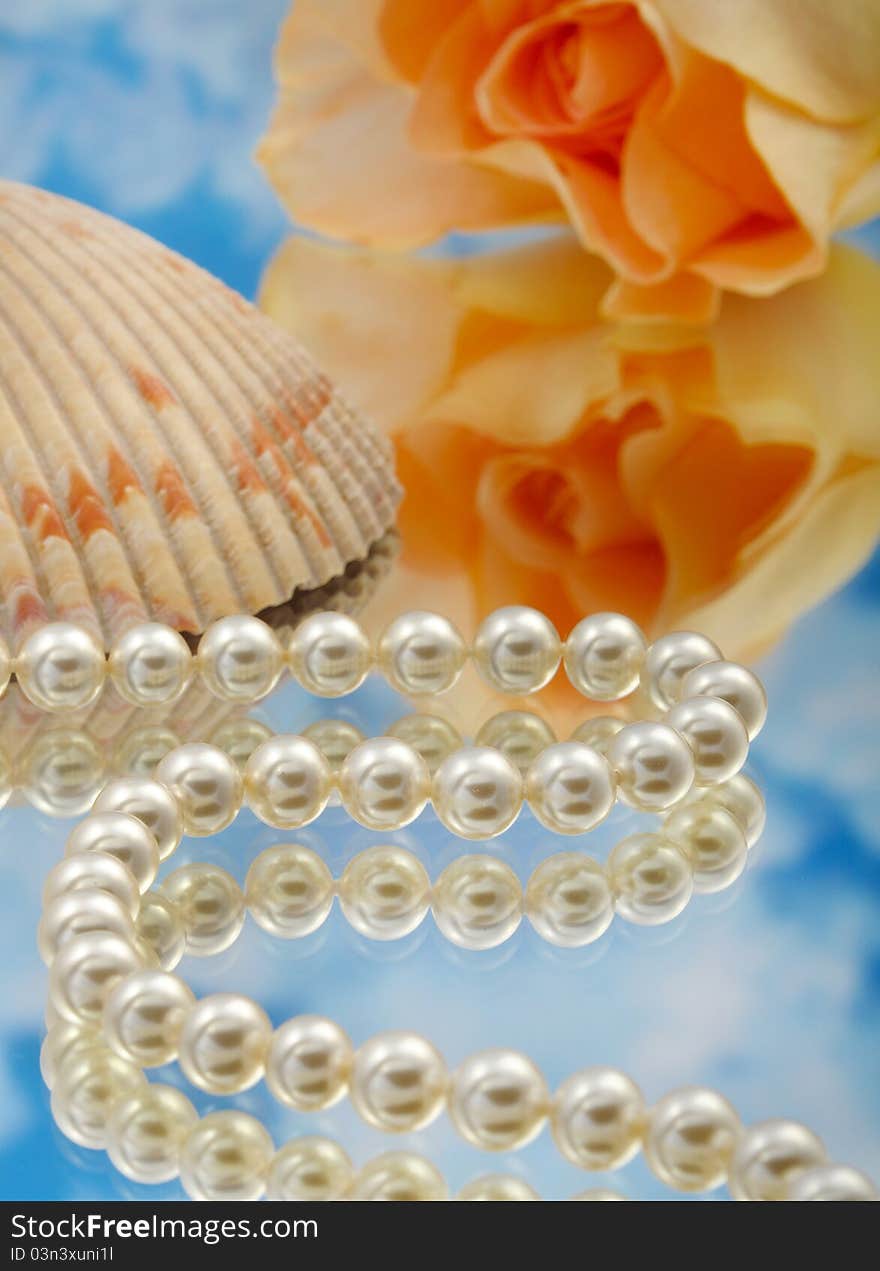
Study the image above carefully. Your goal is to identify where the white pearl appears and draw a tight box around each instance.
[49,932,147,1025]
[209,716,273,770]
[684,773,766,849]
[108,623,193,706]
[38,889,135,966]
[244,735,331,828]
[180,1111,274,1201]
[459,1175,539,1201]
[20,729,104,817]
[162,863,245,956]
[135,893,186,970]
[197,615,283,702]
[551,1067,646,1170]
[265,1015,353,1111]
[608,721,695,811]
[178,993,272,1094]
[339,737,430,830]
[288,612,372,696]
[642,631,721,710]
[267,1137,354,1201]
[432,746,523,839]
[377,611,467,694]
[156,743,243,836]
[245,845,334,939]
[103,969,194,1067]
[450,1049,549,1151]
[51,1045,146,1148]
[473,606,561,693]
[569,715,625,755]
[387,713,463,775]
[433,855,522,950]
[16,622,106,711]
[302,718,365,775]
[525,741,615,834]
[113,725,180,779]
[475,710,556,774]
[643,1086,741,1192]
[339,846,431,941]
[564,613,646,700]
[92,777,184,862]
[65,812,159,893]
[42,852,140,920]
[787,1164,878,1201]
[525,854,614,947]
[107,1084,198,1183]
[663,803,748,894]
[680,660,767,740]
[351,1032,448,1133]
[608,832,693,926]
[40,1021,100,1090]
[569,1188,627,1201]
[348,1152,448,1202]
[665,695,749,786]
[729,1119,827,1201]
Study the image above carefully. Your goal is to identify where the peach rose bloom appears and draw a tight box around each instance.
[261,234,880,724]
[258,0,880,321]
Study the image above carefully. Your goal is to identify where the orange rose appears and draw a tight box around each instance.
[261,233,880,724]
[258,0,880,321]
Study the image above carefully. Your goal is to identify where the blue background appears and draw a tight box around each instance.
[0,0,878,1201]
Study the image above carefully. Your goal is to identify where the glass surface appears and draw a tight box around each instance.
[0,1,878,1201]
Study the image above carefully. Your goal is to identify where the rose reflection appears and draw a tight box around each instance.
[262,236,880,733]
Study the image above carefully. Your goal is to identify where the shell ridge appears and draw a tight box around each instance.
[252,321,400,530]
[61,225,318,596]
[0,456,49,644]
[85,227,338,589]
[231,321,389,546]
[186,281,399,545]
[0,203,206,635]
[33,180,402,567]
[182,300,368,569]
[0,182,400,642]
[122,237,373,576]
[0,241,176,639]
[0,275,114,644]
[26,215,283,610]
[4,198,254,621]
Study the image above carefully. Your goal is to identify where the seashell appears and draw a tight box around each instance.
[0,181,401,649]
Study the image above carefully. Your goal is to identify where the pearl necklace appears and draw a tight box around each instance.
[34,609,827,1202]
[41,997,876,1201]
[39,770,763,969]
[5,608,766,723]
[0,700,752,826]
[35,669,759,868]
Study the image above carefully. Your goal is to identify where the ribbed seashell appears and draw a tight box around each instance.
[0,180,401,648]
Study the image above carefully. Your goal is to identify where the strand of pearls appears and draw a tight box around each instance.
[38,774,765,970]
[0,700,751,823]
[42,686,760,869]
[41,1007,876,1201]
[4,610,767,725]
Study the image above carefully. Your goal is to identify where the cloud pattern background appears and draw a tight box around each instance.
[0,0,878,1200]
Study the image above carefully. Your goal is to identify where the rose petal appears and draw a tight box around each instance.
[379,0,473,81]
[486,135,667,278]
[259,233,880,702]
[259,238,463,430]
[654,0,880,123]
[601,272,720,324]
[258,0,557,246]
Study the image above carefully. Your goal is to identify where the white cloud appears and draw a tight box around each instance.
[0,0,289,234]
